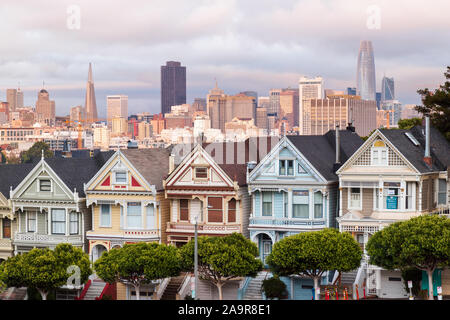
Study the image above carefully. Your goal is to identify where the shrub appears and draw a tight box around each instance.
[261,276,288,300]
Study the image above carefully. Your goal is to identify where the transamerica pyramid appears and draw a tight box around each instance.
[84,62,98,124]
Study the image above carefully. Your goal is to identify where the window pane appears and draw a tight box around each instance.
[195,167,208,179]
[228,199,236,223]
[101,204,110,226]
[2,218,11,238]
[208,197,223,222]
[293,204,309,218]
[146,205,155,229]
[262,192,272,216]
[52,209,66,234]
[116,172,127,183]
[314,192,323,218]
[180,199,189,221]
[40,179,51,191]
[127,202,142,228]
[70,212,78,234]
[28,212,36,232]
[287,160,294,175]
[279,160,286,175]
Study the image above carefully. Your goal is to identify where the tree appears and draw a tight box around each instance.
[398,118,423,130]
[179,233,263,300]
[266,228,362,300]
[261,276,288,300]
[416,66,450,141]
[94,242,181,300]
[20,141,53,163]
[366,215,450,300]
[0,244,91,300]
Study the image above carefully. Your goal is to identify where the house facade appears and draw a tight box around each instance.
[84,148,172,300]
[336,124,450,298]
[10,153,112,254]
[246,129,363,299]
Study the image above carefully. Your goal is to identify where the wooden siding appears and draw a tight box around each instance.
[157,192,170,244]
[238,187,250,238]
[328,185,338,228]
[341,188,348,214]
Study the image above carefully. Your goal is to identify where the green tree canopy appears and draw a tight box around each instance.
[179,233,263,300]
[397,118,423,130]
[0,244,91,300]
[94,242,181,300]
[366,215,450,300]
[416,66,450,141]
[21,141,53,163]
[266,228,362,300]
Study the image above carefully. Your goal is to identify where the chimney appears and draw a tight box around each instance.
[423,116,432,167]
[169,153,175,174]
[333,125,341,171]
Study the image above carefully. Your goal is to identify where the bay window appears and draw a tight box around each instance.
[262,192,272,216]
[27,212,36,232]
[100,204,111,227]
[314,192,323,218]
[292,190,309,218]
[383,182,400,210]
[127,202,142,229]
[52,209,66,234]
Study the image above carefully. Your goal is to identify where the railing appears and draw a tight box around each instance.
[249,217,326,228]
[155,278,171,300]
[14,233,83,244]
[95,282,116,300]
[167,222,241,233]
[353,265,366,300]
[176,274,191,300]
[237,276,252,300]
[432,205,450,216]
[75,280,91,300]
[0,239,12,248]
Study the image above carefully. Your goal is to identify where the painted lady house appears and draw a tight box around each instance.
[84,148,172,300]
[242,127,363,300]
[161,139,275,300]
[0,163,35,263]
[10,152,113,255]
[336,118,450,299]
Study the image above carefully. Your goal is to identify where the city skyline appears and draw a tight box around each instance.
[0,0,449,116]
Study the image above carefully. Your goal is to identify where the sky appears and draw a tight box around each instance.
[0,0,449,118]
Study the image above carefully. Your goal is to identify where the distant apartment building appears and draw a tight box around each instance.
[381,100,402,126]
[401,104,421,119]
[161,61,186,115]
[268,89,282,115]
[0,127,37,144]
[6,89,18,112]
[70,105,85,123]
[299,97,377,137]
[0,102,9,124]
[35,89,55,126]
[191,98,207,112]
[256,107,268,130]
[299,76,323,134]
[137,121,152,140]
[111,117,128,136]
[93,124,111,150]
[107,95,128,126]
[208,92,256,132]
[150,113,165,136]
[280,89,299,127]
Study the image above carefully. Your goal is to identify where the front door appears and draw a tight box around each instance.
[262,240,272,265]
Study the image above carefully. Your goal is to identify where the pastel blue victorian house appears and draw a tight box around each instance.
[241,128,363,300]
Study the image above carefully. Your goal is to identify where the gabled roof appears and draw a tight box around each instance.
[0,163,36,199]
[287,130,364,181]
[202,138,279,186]
[379,125,450,173]
[43,151,114,197]
[121,148,171,191]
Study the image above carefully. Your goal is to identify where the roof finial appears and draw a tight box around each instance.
[41,149,44,160]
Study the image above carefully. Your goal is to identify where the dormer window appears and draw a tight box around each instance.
[115,171,127,184]
[279,160,294,176]
[371,140,388,166]
[195,167,208,179]
[39,179,51,192]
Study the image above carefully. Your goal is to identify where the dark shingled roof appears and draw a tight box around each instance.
[287,130,364,181]
[202,137,280,186]
[0,163,36,199]
[121,148,172,191]
[379,125,450,173]
[44,151,114,198]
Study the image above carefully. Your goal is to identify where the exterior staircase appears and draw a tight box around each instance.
[0,287,27,300]
[83,280,107,300]
[243,271,270,300]
[340,270,358,286]
[161,275,185,300]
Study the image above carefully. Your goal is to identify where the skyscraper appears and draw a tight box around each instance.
[356,40,376,101]
[298,76,323,134]
[84,63,98,124]
[6,89,17,112]
[381,76,395,102]
[16,88,24,109]
[107,95,128,126]
[161,61,186,115]
[35,88,55,126]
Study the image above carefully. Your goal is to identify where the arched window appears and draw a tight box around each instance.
[228,199,236,223]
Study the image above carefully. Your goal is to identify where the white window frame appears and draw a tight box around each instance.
[100,204,112,227]
[382,182,401,211]
[261,192,273,217]
[51,208,66,235]
[26,211,37,233]
[194,167,208,180]
[279,159,295,176]
[348,187,362,210]
[126,202,142,229]
[437,179,447,206]
[371,147,388,166]
[69,212,79,235]
[146,204,155,229]
[114,171,128,184]
[38,178,52,192]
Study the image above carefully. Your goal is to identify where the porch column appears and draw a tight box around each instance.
[287,189,292,218]
[48,209,51,235]
[376,269,382,296]
[65,208,69,236]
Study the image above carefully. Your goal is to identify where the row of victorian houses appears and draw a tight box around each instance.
[0,121,449,300]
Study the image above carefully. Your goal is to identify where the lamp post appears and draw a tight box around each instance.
[194,215,198,300]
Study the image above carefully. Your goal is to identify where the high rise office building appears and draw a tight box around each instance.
[356,40,376,101]
[16,88,24,109]
[161,61,186,115]
[376,92,382,109]
[35,89,55,126]
[280,89,299,127]
[346,87,357,96]
[84,63,98,124]
[107,95,128,126]
[299,76,323,134]
[6,89,17,112]
[268,89,282,115]
[381,76,395,102]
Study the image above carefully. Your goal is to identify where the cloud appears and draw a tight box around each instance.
[0,0,448,115]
